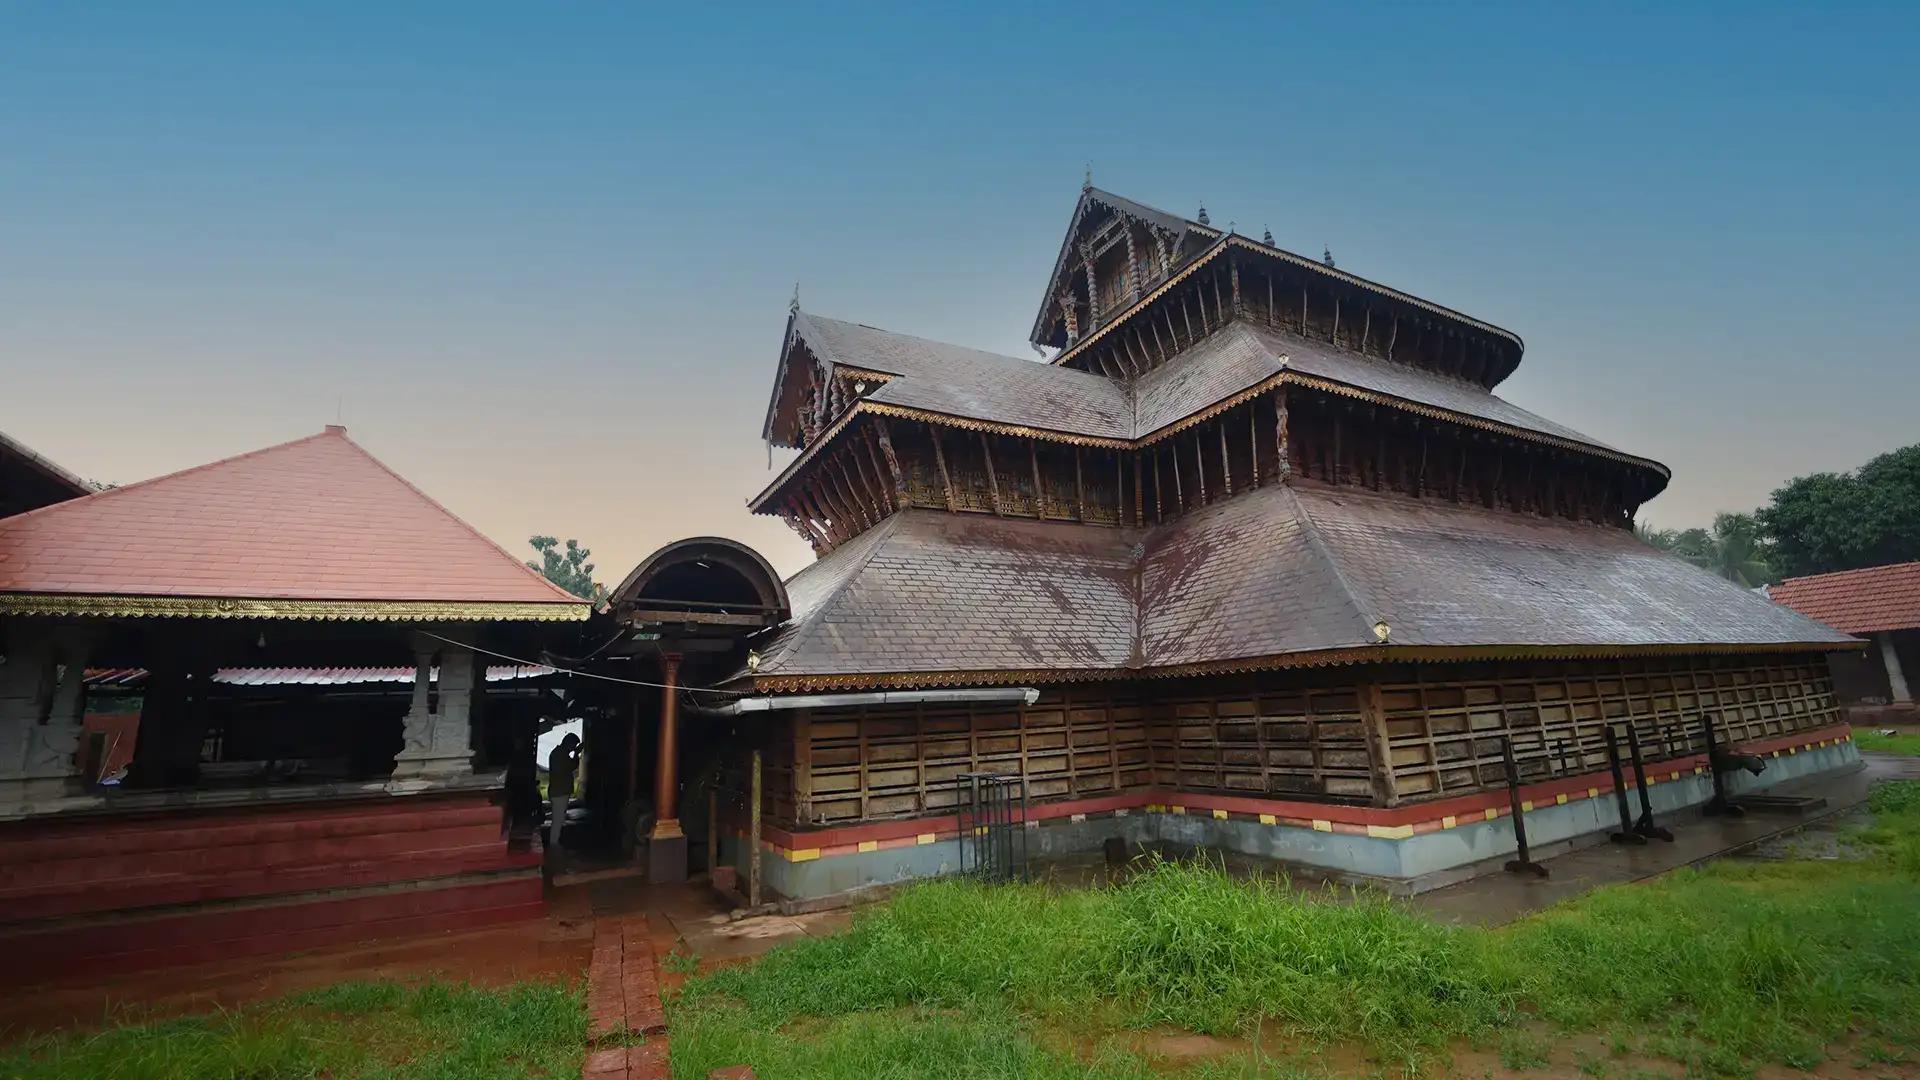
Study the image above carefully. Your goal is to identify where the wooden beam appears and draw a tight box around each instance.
[929,427,956,511]
[848,444,885,518]
[1153,449,1165,521]
[1249,402,1260,488]
[980,432,1004,516]
[1192,432,1207,505]
[872,417,910,506]
[1029,439,1045,518]
[1274,391,1291,481]
[1219,419,1233,496]
[1074,447,1086,521]
[1360,682,1402,807]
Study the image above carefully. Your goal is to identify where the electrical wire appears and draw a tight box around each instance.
[417,631,752,696]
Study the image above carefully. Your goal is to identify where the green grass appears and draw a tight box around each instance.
[670,781,1920,1078]
[1854,727,1920,756]
[0,979,584,1080]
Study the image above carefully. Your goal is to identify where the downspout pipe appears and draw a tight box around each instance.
[689,687,1040,716]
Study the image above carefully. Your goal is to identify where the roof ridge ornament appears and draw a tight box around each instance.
[1322,246,1336,268]
[1083,163,1092,191]
[790,282,801,314]
[1197,203,1210,226]
[1263,226,1274,246]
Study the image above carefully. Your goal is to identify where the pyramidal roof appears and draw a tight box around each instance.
[0,426,589,621]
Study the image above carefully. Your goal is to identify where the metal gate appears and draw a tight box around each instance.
[956,772,1028,883]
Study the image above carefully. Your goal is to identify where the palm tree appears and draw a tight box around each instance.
[1636,514,1773,587]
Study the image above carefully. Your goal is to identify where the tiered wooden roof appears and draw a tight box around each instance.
[738,485,1851,691]
[740,185,1857,688]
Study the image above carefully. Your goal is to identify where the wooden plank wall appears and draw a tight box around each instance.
[774,655,1842,826]
[1144,671,1378,802]
[787,687,1151,827]
[1376,655,1841,801]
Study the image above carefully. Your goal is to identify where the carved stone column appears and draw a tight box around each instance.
[0,620,96,817]
[391,630,480,782]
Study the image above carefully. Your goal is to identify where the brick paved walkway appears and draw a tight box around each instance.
[582,915,670,1080]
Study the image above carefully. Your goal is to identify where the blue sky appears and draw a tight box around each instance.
[4,3,1915,577]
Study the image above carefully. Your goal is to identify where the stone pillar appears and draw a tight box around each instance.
[648,653,688,883]
[1882,633,1914,704]
[391,631,480,782]
[0,620,95,817]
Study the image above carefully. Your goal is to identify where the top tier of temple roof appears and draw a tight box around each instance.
[1027,186,1524,385]
[756,187,1666,548]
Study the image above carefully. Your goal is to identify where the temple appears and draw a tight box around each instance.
[714,184,1863,898]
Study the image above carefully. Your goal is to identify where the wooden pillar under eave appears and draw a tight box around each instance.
[648,652,690,883]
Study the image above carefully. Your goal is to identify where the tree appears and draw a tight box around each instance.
[527,536,609,604]
[1758,443,1920,578]
[1635,513,1773,587]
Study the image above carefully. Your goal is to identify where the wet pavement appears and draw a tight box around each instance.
[1411,754,1920,927]
[0,884,596,1038]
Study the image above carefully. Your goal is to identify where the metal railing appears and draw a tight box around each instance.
[956,772,1028,883]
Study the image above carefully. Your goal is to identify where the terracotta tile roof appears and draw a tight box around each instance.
[1768,562,1920,634]
[0,427,586,617]
[741,483,1854,685]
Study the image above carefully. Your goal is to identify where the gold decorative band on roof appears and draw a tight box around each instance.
[0,593,593,621]
[739,640,1861,692]
[859,402,1133,449]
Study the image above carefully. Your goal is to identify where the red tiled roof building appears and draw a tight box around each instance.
[686,185,1864,899]
[1769,562,1920,714]
[0,429,587,978]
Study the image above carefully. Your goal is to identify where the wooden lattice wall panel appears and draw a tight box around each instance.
[1144,678,1378,801]
[1377,655,1841,801]
[792,689,1152,826]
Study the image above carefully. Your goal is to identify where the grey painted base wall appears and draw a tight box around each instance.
[723,740,1861,903]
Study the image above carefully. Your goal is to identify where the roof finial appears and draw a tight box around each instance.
[1226,220,1236,234]
[1197,203,1210,226]
[1262,226,1274,246]
[1083,163,1092,191]
[1322,246,1336,268]
[789,281,801,314]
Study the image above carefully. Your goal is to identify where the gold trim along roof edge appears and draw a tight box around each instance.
[0,593,593,621]
[735,640,1862,693]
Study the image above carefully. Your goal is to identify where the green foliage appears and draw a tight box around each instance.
[1758,442,1920,577]
[0,978,584,1080]
[675,813,1920,1077]
[526,535,609,604]
[1636,513,1773,587]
